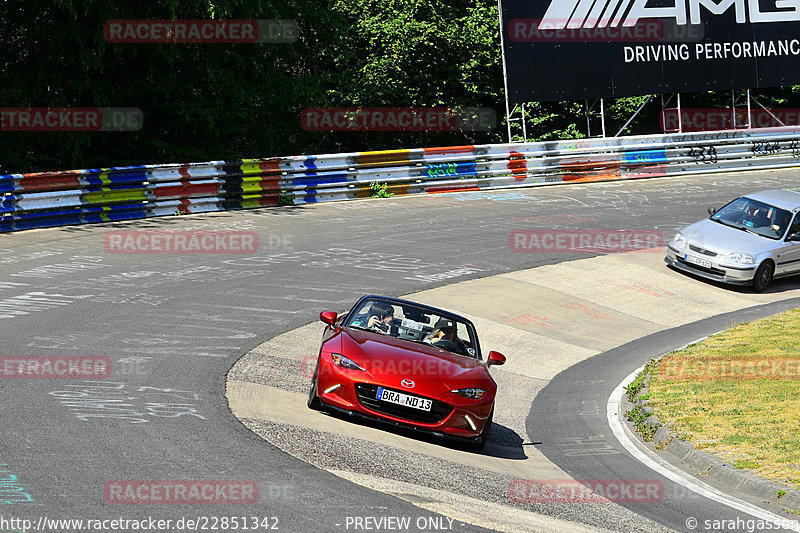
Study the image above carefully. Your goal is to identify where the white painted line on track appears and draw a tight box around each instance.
[607,365,800,532]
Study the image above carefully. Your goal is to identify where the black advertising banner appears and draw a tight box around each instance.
[501,0,800,102]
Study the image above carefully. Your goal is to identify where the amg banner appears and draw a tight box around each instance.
[500,0,800,102]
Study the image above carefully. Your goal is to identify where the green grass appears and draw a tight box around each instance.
[647,307,800,491]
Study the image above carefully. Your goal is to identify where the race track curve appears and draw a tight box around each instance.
[1,168,799,532]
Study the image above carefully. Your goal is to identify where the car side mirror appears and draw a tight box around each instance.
[789,232,800,242]
[707,206,717,215]
[320,311,337,326]
[487,351,506,367]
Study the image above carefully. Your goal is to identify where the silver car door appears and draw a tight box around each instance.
[775,212,800,276]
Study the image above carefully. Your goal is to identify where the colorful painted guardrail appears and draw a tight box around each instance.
[2,127,800,232]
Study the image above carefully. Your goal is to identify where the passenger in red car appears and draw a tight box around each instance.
[366,301,395,334]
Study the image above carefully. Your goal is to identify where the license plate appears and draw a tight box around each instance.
[684,254,712,269]
[376,387,432,411]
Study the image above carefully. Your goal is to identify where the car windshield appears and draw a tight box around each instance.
[710,197,792,240]
[345,298,480,359]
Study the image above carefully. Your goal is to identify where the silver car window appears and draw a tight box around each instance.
[712,197,792,240]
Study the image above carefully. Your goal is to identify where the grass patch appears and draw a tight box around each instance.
[626,407,658,441]
[647,307,800,491]
[369,181,394,198]
[625,359,657,401]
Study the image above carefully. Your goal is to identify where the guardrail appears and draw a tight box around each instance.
[2,127,800,232]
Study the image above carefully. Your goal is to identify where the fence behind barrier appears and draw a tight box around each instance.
[2,127,800,232]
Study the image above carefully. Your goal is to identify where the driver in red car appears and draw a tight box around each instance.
[429,318,469,356]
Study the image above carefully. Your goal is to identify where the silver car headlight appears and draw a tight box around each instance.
[721,252,755,264]
[671,232,687,250]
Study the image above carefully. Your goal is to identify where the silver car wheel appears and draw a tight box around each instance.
[752,261,774,292]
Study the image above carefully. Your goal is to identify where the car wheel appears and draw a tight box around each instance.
[307,360,323,410]
[752,261,774,292]
[468,407,493,452]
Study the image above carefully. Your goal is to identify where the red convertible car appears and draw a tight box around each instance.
[307,295,506,451]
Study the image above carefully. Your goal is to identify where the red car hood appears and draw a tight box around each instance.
[340,328,493,390]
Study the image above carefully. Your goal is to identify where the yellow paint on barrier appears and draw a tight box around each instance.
[239,180,266,194]
[83,188,147,205]
[240,161,265,176]
[357,150,411,167]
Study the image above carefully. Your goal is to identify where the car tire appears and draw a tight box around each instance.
[468,407,493,452]
[752,261,774,292]
[307,359,323,410]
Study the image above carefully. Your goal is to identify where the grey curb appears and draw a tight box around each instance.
[627,366,800,513]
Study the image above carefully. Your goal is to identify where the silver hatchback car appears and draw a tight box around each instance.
[665,190,800,291]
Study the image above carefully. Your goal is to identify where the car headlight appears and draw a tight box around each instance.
[671,232,687,250]
[450,388,486,399]
[331,353,365,371]
[720,252,755,264]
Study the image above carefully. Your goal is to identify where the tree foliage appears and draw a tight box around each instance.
[1,0,798,173]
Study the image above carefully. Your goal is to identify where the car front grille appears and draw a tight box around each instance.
[677,257,726,276]
[354,383,453,424]
[688,244,718,257]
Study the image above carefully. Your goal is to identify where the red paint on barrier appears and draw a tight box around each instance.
[256,176,282,192]
[508,151,528,181]
[18,174,82,192]
[259,160,282,174]
[423,145,477,155]
[150,182,219,198]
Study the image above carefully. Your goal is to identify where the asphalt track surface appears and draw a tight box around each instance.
[1,169,800,532]
[529,299,800,532]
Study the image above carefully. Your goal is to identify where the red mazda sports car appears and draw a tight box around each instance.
[307,295,506,451]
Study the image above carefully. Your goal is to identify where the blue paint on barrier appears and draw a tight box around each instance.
[1,195,19,211]
[291,174,348,187]
[0,175,15,193]
[304,157,318,170]
[83,169,148,185]
[623,150,668,164]
[301,189,319,203]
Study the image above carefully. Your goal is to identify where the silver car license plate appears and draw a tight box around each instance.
[684,254,712,269]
